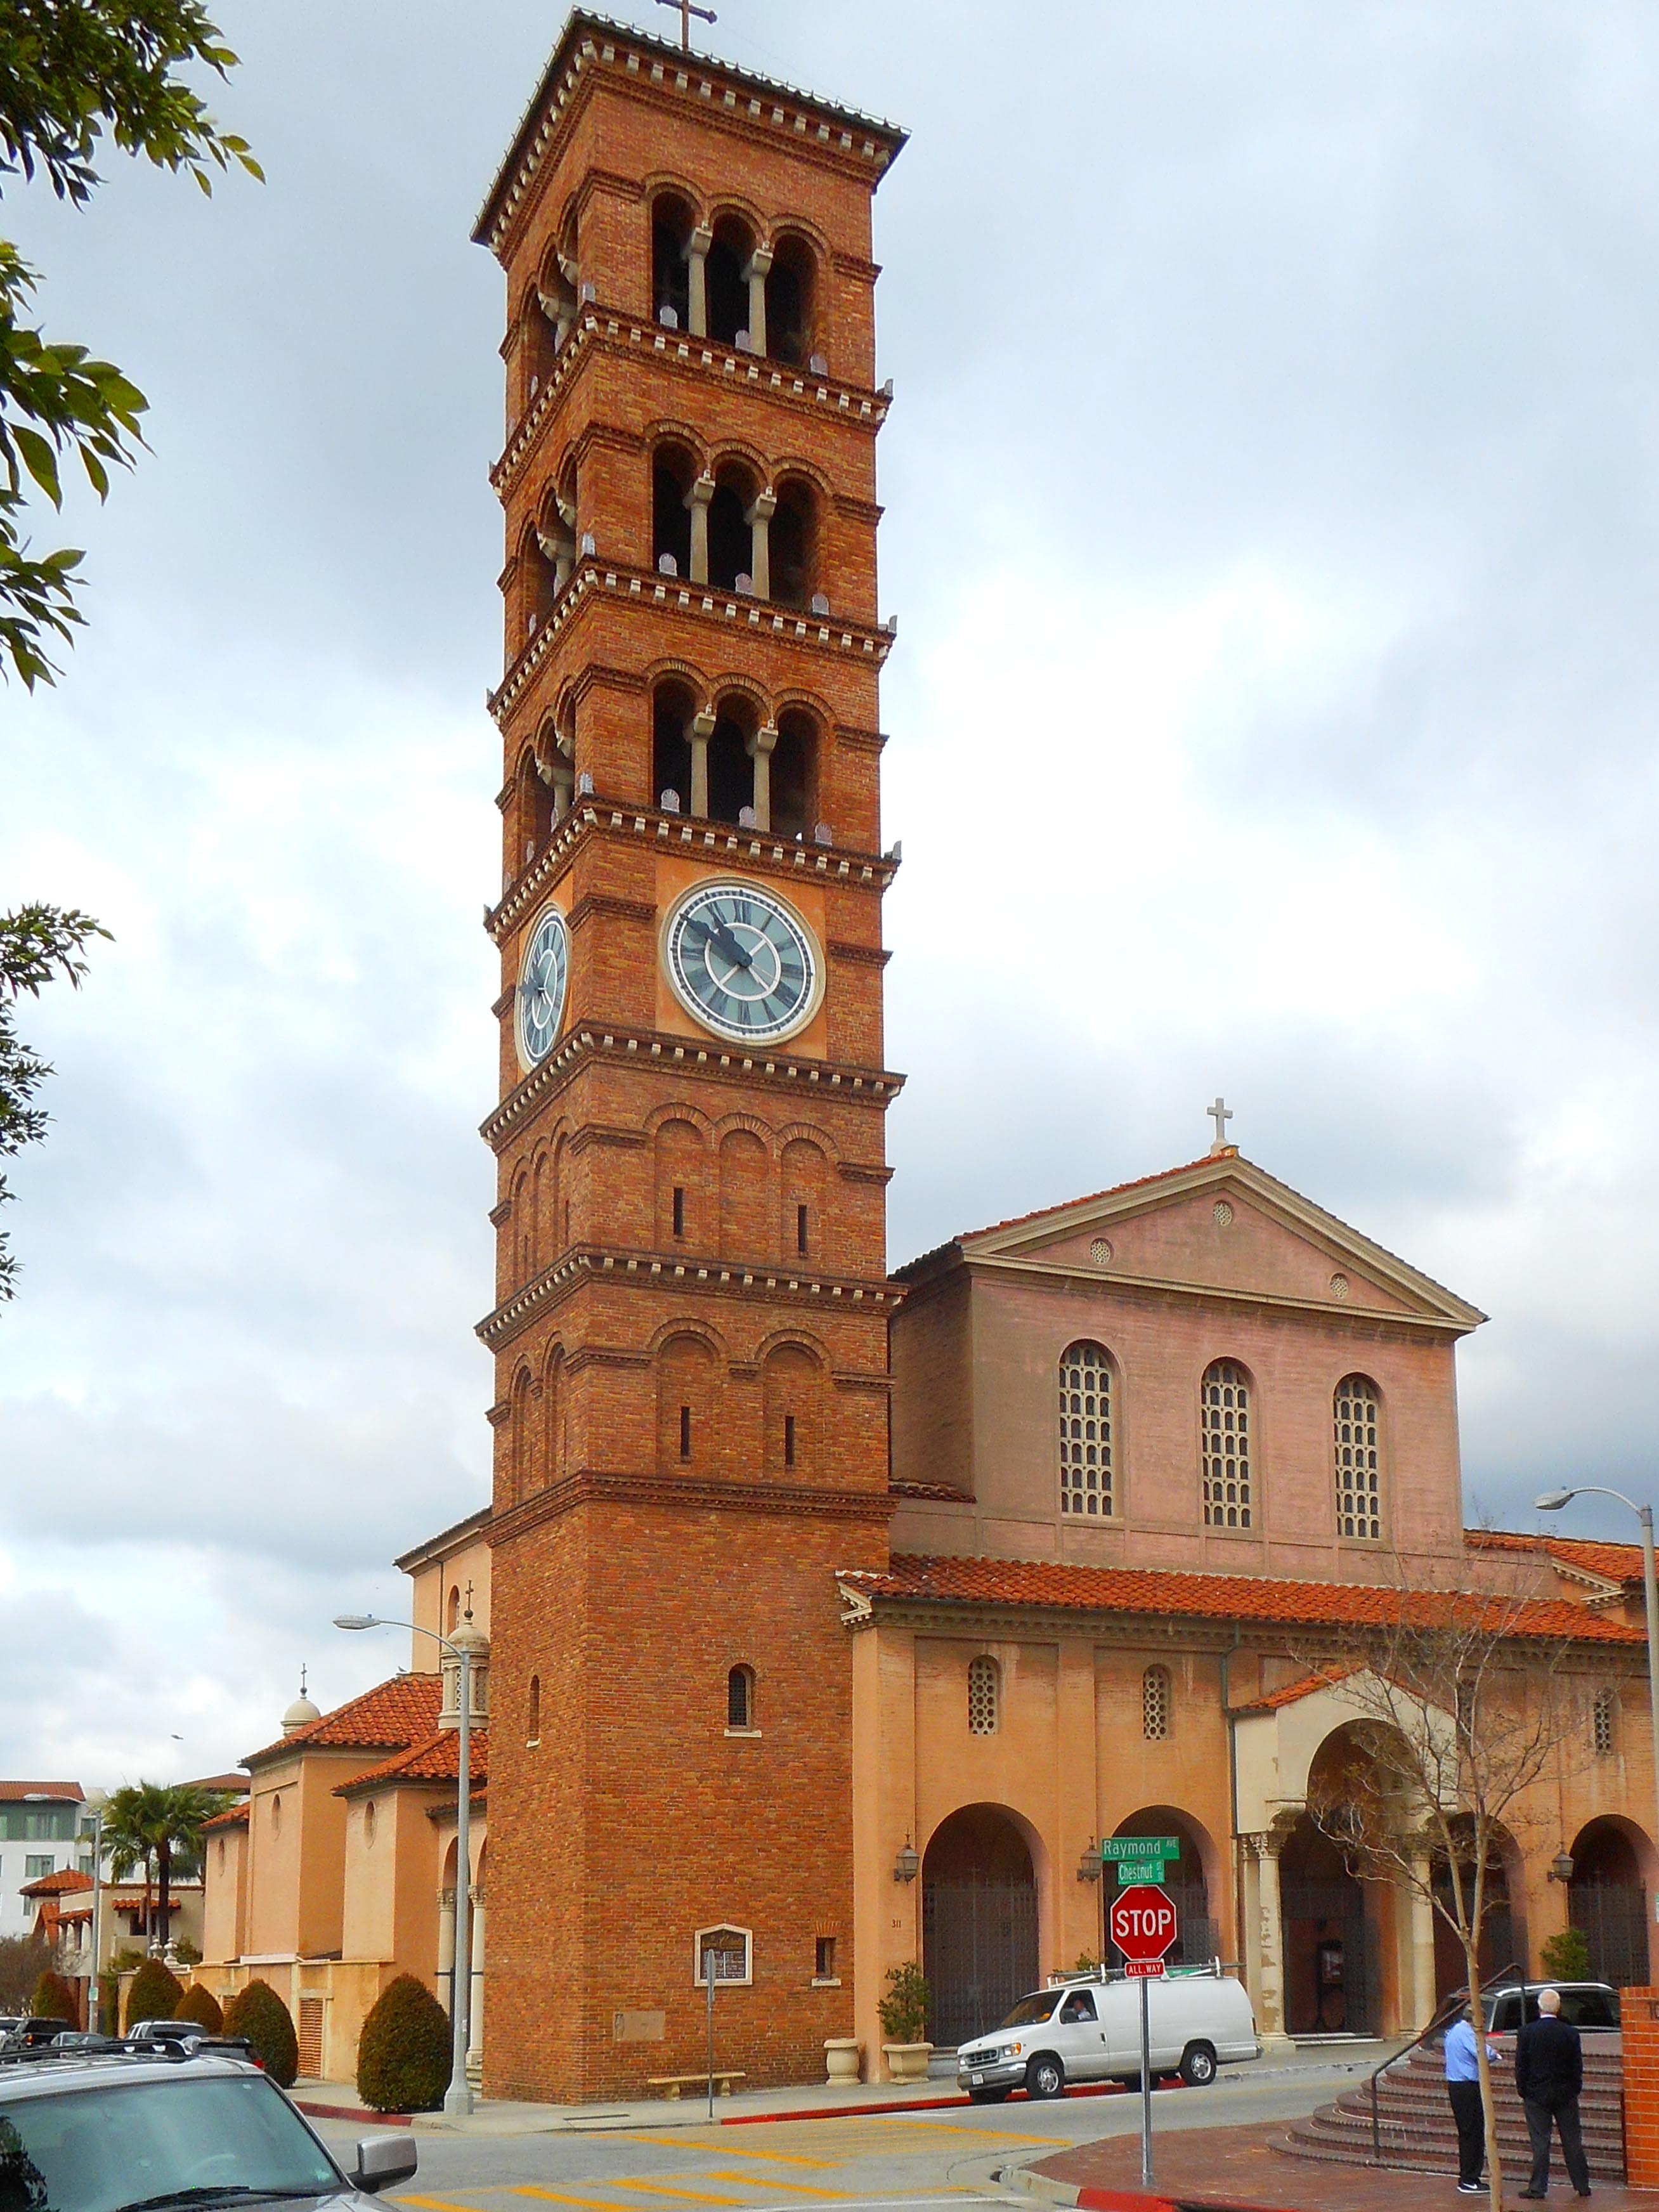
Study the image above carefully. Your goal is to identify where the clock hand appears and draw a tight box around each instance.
[708,920,754,972]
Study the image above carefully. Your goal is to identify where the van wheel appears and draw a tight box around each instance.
[1179,2041,1217,2087]
[968,2087,1010,2104]
[1025,2053,1065,2100]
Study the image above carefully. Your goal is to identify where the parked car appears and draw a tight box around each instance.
[48,2033,117,2052]
[0,2043,419,2205]
[1,2018,74,2053]
[956,1967,1261,2101]
[127,2018,209,2051]
[1480,1981,1620,2033]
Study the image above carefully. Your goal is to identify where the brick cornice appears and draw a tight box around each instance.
[488,797,895,946]
[490,557,893,725]
[564,1122,647,1157]
[488,1465,896,1545]
[481,1022,902,1152]
[478,1243,902,1350]
[568,892,656,932]
[827,939,890,969]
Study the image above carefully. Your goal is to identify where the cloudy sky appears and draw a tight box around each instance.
[3,0,1658,1783]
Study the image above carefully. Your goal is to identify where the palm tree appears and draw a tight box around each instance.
[103,1783,234,1954]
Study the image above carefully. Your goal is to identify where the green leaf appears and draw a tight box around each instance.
[13,427,62,507]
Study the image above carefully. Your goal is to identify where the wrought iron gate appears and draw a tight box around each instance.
[1571,1878,1649,1989]
[1280,1878,1380,2035]
[923,1874,1039,2050]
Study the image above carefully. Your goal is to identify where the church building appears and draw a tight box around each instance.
[195,11,1659,2101]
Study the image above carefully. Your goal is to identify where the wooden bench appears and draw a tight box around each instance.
[646,2071,748,2100]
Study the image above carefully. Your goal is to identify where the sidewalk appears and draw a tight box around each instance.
[1016,2120,1659,2211]
[293,2042,1403,2138]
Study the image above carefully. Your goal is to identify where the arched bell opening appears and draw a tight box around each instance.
[921,1803,1039,2051]
[770,708,817,840]
[770,476,817,610]
[707,695,758,826]
[706,214,755,347]
[651,192,696,330]
[765,233,816,367]
[708,462,760,593]
[651,678,698,814]
[651,442,697,580]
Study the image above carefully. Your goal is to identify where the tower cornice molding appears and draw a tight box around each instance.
[487,796,895,944]
[490,554,893,724]
[493,308,890,507]
[490,1464,897,1546]
[478,1241,902,1350]
[481,1021,902,1154]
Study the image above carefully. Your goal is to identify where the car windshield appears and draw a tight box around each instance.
[0,2074,341,2212]
[997,1993,1058,2029]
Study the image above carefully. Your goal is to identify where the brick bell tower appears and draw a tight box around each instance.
[471,14,906,2100]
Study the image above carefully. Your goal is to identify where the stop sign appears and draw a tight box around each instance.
[1109,1884,1178,1965]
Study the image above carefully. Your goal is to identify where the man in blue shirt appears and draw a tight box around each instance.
[1445,2001,1502,2194]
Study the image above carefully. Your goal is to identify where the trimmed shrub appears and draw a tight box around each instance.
[1540,1926,1592,1982]
[172,1939,202,1968]
[356,1973,452,2112]
[175,1983,223,2034]
[877,1960,932,2044]
[223,1979,298,2087]
[30,1970,77,2022]
[124,1958,185,2028]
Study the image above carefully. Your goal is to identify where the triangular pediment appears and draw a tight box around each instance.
[955,1154,1484,1332]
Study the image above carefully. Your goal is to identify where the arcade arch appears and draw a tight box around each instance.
[921,1804,1039,2051]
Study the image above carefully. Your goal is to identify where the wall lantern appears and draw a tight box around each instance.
[893,1838,920,1884]
[1548,1848,1575,1885]
[1077,1841,1102,1883]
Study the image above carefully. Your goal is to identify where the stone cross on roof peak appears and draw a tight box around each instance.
[1207,1096,1234,1155]
[654,0,717,52]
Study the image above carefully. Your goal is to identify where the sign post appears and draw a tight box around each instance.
[1108,1883,1180,2190]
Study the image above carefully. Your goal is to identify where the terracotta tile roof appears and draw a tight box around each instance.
[0,1783,82,1803]
[848,1554,1646,1645]
[18,1869,93,1898]
[1467,1529,1643,1585]
[185,1772,250,1795]
[202,1802,250,1832]
[243,1674,442,1768]
[1232,1665,1360,1715]
[337,1729,489,1795]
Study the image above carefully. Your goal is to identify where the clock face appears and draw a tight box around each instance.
[663,880,821,1044]
[515,904,569,1068]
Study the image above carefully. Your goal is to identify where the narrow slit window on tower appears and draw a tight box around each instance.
[1333,1374,1382,1540]
[528,1674,541,1746]
[967,1654,1000,1736]
[784,1413,797,1468]
[814,1935,836,1981]
[1058,1341,1112,1518]
[1200,1360,1252,1528]
[797,1203,809,1256]
[679,1403,693,1461]
[727,1665,754,1730]
[1142,1664,1171,1741]
[672,1185,687,1240]
[1593,1686,1616,1755]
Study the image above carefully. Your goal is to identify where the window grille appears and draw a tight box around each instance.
[1059,1341,1113,1517]
[967,1655,1000,1736]
[1142,1665,1171,1741]
[1593,1687,1616,1755]
[727,1665,754,1730]
[1200,1361,1252,1528]
[1334,1374,1382,1539]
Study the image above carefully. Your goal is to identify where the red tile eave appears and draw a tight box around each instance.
[337,1729,490,1797]
[241,1674,442,1768]
[854,1554,1646,1646]
[202,1803,250,1832]
[0,1782,83,1803]
[1467,1528,1644,1587]
[894,1158,1220,1280]
[18,1868,93,1898]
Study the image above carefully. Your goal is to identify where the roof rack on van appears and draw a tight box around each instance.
[1046,1957,1231,1987]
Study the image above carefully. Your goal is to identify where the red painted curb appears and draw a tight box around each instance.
[1074,2188,1181,2212]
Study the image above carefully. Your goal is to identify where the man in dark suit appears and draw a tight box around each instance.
[1515,1985,1591,2199]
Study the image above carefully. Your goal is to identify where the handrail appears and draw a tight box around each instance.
[1368,1961,1525,2161]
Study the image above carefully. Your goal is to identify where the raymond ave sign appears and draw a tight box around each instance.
[1109,1883,1179,1977]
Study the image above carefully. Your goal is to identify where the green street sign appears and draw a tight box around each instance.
[1100,1837,1180,1863]
[1117,1861,1166,1885]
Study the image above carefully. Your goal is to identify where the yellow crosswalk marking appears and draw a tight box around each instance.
[618,2141,838,2170]
[398,2197,490,2212]
[703,2176,847,2197]
[609,2186,753,2206]
[512,2190,646,2212]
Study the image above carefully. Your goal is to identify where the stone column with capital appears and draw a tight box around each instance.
[747,722,778,832]
[687,476,714,586]
[436,1887,457,2018]
[746,489,777,601]
[1408,1853,1439,2030]
[1244,1831,1292,2046]
[689,708,715,818]
[465,1883,486,2083]
[743,246,773,356]
[686,226,712,339]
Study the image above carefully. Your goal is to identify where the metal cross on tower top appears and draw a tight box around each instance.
[1207,1096,1233,1153]
[654,0,718,51]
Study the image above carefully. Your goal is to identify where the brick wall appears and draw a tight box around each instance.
[1623,1984,1659,2186]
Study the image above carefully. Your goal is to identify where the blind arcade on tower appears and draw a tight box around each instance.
[472,14,906,2100]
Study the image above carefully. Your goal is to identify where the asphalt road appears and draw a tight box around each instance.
[308,2057,1380,2212]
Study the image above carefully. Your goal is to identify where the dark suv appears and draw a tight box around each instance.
[0,2045,419,2208]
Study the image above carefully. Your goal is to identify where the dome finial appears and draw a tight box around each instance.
[282,1666,322,1735]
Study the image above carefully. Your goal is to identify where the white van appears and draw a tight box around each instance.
[955,1967,1259,2102]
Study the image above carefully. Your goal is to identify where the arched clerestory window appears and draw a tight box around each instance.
[1333,1374,1382,1540]
[1200,1360,1252,1528]
[1058,1341,1113,1518]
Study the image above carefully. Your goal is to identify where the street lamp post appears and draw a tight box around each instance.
[1536,1485,1659,1927]
[82,1790,107,2033]
[335,1614,474,2118]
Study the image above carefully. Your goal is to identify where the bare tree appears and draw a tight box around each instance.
[1297,1589,1579,2212]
